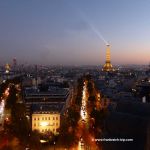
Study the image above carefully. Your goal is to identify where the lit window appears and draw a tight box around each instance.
[40,122,49,126]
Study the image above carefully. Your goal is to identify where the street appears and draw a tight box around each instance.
[0,86,10,130]
[77,81,98,150]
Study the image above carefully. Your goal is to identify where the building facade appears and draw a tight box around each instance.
[32,112,60,134]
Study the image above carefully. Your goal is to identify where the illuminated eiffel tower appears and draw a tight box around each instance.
[102,44,114,72]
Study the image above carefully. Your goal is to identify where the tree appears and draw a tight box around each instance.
[59,119,78,148]
[67,106,80,127]
[5,85,17,109]
[29,130,41,149]
[10,104,31,142]
[88,96,96,102]
[90,108,109,130]
[75,96,82,106]
[87,82,93,95]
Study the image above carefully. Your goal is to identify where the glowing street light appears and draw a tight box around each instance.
[54,141,56,150]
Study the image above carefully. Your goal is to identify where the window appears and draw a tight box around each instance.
[56,117,58,120]
[45,117,47,120]
[56,123,58,126]
[49,117,50,120]
[34,123,36,127]
[38,118,39,120]
[34,118,36,120]
[53,129,55,132]
[42,117,44,120]
[53,117,55,120]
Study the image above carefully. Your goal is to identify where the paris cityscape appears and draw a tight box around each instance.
[0,1,150,150]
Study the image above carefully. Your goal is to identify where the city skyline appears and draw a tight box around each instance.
[0,0,150,65]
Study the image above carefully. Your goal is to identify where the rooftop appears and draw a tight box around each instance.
[32,104,63,114]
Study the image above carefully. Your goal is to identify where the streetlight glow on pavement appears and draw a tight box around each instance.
[0,85,10,125]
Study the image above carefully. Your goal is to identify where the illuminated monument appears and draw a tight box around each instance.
[102,44,114,72]
[5,63,11,74]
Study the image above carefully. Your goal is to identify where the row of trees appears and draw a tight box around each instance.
[0,76,22,97]
[85,75,109,149]
[2,77,43,149]
[86,75,97,107]
[58,77,84,148]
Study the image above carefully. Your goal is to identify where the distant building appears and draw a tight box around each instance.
[22,78,33,87]
[32,77,42,87]
[0,63,21,80]
[136,82,150,103]
[0,76,2,84]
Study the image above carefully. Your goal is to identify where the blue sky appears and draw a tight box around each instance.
[0,0,150,65]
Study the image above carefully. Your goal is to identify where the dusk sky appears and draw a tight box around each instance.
[0,0,150,65]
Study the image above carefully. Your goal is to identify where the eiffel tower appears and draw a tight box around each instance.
[102,44,114,72]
